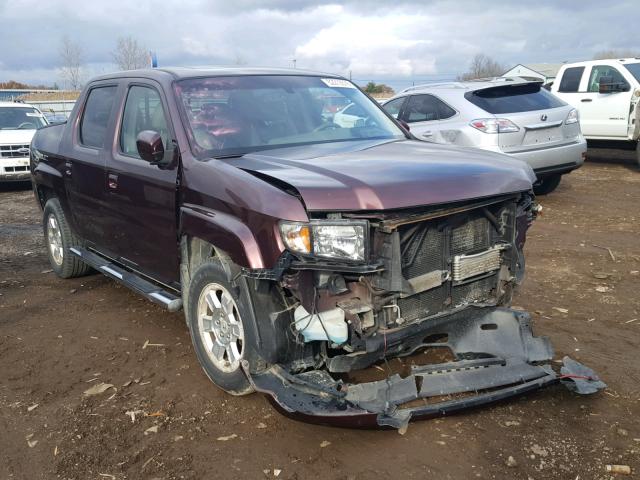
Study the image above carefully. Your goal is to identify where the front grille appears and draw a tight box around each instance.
[0,144,30,158]
[451,217,490,255]
[401,226,444,279]
[396,208,506,324]
[3,166,29,172]
[398,285,446,323]
[452,275,496,307]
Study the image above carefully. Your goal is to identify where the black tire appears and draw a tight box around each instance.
[43,198,91,279]
[533,174,562,195]
[186,259,255,396]
[636,141,640,167]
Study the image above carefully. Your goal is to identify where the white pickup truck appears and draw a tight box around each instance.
[0,101,48,182]
[551,58,640,165]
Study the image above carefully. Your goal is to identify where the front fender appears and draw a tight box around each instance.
[180,204,271,269]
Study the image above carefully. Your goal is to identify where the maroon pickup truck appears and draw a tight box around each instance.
[30,67,604,429]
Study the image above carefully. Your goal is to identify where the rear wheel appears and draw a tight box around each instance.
[533,174,562,195]
[186,260,255,396]
[43,198,91,278]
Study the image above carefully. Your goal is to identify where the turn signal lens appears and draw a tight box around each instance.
[280,223,311,254]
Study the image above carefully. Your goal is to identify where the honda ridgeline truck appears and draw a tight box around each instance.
[30,68,604,429]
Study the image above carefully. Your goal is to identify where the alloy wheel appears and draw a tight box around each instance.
[197,283,245,373]
[46,213,64,266]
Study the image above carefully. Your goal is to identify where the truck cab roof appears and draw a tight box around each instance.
[89,66,343,84]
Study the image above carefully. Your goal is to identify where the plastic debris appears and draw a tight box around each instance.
[560,357,607,394]
[83,383,115,396]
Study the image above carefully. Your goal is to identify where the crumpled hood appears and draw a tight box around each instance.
[221,139,536,211]
[0,129,37,146]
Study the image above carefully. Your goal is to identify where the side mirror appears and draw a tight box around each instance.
[136,130,165,164]
[599,76,630,94]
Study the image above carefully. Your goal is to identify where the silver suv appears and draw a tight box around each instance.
[382,78,587,194]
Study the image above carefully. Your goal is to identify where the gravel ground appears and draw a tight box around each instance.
[1,147,639,479]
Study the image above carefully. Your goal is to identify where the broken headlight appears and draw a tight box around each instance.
[280,220,368,262]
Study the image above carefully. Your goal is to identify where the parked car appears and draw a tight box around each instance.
[550,58,640,165]
[382,78,587,194]
[0,101,47,182]
[42,112,68,125]
[30,68,603,429]
[333,102,370,128]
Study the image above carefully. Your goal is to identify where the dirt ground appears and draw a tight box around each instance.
[1,147,639,480]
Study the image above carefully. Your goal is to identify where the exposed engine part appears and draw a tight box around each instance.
[294,305,348,345]
[452,244,507,282]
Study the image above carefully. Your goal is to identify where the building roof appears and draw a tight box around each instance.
[503,63,564,78]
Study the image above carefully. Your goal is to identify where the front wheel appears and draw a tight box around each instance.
[186,260,255,396]
[533,174,562,195]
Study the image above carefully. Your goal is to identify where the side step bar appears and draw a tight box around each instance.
[70,247,183,312]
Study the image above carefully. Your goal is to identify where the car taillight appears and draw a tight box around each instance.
[469,118,519,134]
[565,108,579,124]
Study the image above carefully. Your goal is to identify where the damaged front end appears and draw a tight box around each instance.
[243,192,605,429]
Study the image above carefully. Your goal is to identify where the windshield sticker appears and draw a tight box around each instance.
[25,112,44,117]
[321,78,356,89]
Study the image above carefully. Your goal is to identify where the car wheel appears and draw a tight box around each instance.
[187,260,255,396]
[533,174,562,195]
[636,141,640,167]
[43,198,91,278]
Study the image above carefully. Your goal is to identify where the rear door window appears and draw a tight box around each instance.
[402,94,456,123]
[464,83,566,114]
[587,65,629,92]
[80,86,117,149]
[383,97,406,118]
[557,67,584,93]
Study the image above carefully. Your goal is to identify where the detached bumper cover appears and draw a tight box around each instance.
[248,308,605,429]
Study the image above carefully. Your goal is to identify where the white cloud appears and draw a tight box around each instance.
[295,11,437,76]
[0,0,638,88]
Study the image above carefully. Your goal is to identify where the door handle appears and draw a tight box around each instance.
[422,131,433,137]
[64,161,72,177]
[581,98,592,102]
[108,173,118,190]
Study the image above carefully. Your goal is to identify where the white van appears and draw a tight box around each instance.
[550,58,640,164]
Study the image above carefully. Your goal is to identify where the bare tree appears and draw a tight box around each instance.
[112,36,149,71]
[593,49,640,60]
[458,54,505,81]
[59,35,84,90]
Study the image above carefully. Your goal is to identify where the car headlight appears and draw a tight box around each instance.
[280,220,367,262]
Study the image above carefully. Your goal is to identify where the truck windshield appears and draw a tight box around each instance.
[175,75,405,158]
[623,63,640,83]
[0,107,47,130]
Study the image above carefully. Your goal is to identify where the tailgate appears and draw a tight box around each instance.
[500,107,570,152]
[464,82,578,153]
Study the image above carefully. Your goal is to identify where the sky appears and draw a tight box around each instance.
[1,0,638,91]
